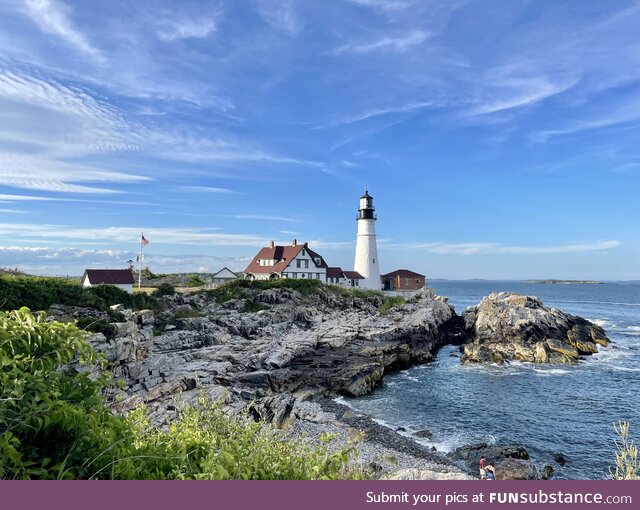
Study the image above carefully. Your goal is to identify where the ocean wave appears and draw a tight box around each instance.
[531,367,571,376]
[585,318,611,328]
[610,366,640,372]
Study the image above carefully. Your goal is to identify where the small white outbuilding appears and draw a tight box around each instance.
[81,268,136,293]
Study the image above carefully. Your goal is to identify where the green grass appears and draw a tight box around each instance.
[379,296,405,315]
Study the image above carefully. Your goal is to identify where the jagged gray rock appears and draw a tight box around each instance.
[461,292,609,364]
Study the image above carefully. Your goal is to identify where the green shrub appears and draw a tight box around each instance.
[86,284,130,308]
[187,275,206,288]
[610,421,639,480]
[0,277,159,313]
[0,308,128,479]
[242,300,270,313]
[0,276,87,311]
[379,296,405,315]
[152,283,176,297]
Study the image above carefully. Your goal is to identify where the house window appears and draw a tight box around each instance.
[301,273,305,278]
[304,260,309,268]
[296,260,301,268]
[302,249,306,256]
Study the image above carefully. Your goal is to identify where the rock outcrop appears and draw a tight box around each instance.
[63,287,464,422]
[451,443,539,479]
[461,292,609,364]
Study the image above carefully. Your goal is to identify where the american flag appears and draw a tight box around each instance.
[141,234,149,247]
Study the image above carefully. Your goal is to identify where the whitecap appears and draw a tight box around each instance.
[586,318,611,328]
[532,368,571,376]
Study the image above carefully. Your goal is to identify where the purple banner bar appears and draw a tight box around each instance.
[2,480,639,510]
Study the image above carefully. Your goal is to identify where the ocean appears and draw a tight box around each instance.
[339,280,640,479]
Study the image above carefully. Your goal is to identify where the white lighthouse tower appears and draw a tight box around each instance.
[354,191,380,290]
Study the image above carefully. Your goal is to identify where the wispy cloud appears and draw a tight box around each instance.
[469,76,578,116]
[334,29,429,55]
[386,240,621,255]
[0,245,250,275]
[0,208,28,214]
[254,0,300,35]
[180,186,241,194]
[22,0,104,61]
[156,17,218,41]
[346,0,414,11]
[317,100,436,128]
[0,223,274,247]
[531,98,640,142]
[0,154,150,194]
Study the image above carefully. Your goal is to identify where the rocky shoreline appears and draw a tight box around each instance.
[51,282,611,479]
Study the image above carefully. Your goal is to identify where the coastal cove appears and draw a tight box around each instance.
[340,280,640,480]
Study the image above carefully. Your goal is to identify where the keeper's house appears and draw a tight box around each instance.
[244,240,329,281]
[381,269,426,291]
[81,268,135,293]
[327,267,365,287]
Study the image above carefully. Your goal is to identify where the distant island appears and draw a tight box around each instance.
[526,280,604,285]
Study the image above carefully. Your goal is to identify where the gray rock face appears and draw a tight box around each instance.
[450,443,540,479]
[461,292,609,364]
[73,287,464,423]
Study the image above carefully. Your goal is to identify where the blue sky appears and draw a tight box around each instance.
[0,0,638,279]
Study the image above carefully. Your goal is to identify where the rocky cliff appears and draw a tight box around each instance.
[460,292,609,364]
[52,286,464,424]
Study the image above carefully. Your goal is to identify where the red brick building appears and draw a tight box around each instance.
[380,269,426,291]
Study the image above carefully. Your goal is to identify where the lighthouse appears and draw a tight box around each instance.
[354,191,381,290]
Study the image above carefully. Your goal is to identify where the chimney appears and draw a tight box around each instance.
[292,239,297,247]
[303,242,308,248]
[269,241,275,248]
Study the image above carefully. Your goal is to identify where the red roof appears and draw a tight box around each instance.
[343,271,364,279]
[326,267,344,278]
[83,269,135,285]
[244,243,328,275]
[381,269,425,279]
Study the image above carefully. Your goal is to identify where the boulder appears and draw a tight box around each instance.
[461,293,609,364]
[495,458,538,480]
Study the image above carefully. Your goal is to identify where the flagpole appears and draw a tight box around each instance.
[138,232,143,289]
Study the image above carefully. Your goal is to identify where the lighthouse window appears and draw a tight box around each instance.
[373,259,375,264]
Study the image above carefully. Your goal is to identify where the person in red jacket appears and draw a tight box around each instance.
[479,456,487,479]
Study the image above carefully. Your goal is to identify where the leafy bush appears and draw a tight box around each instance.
[379,296,405,315]
[0,276,87,312]
[610,421,639,480]
[187,275,206,288]
[0,276,160,312]
[85,284,130,309]
[0,308,127,479]
[152,283,176,297]
[1,308,366,480]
